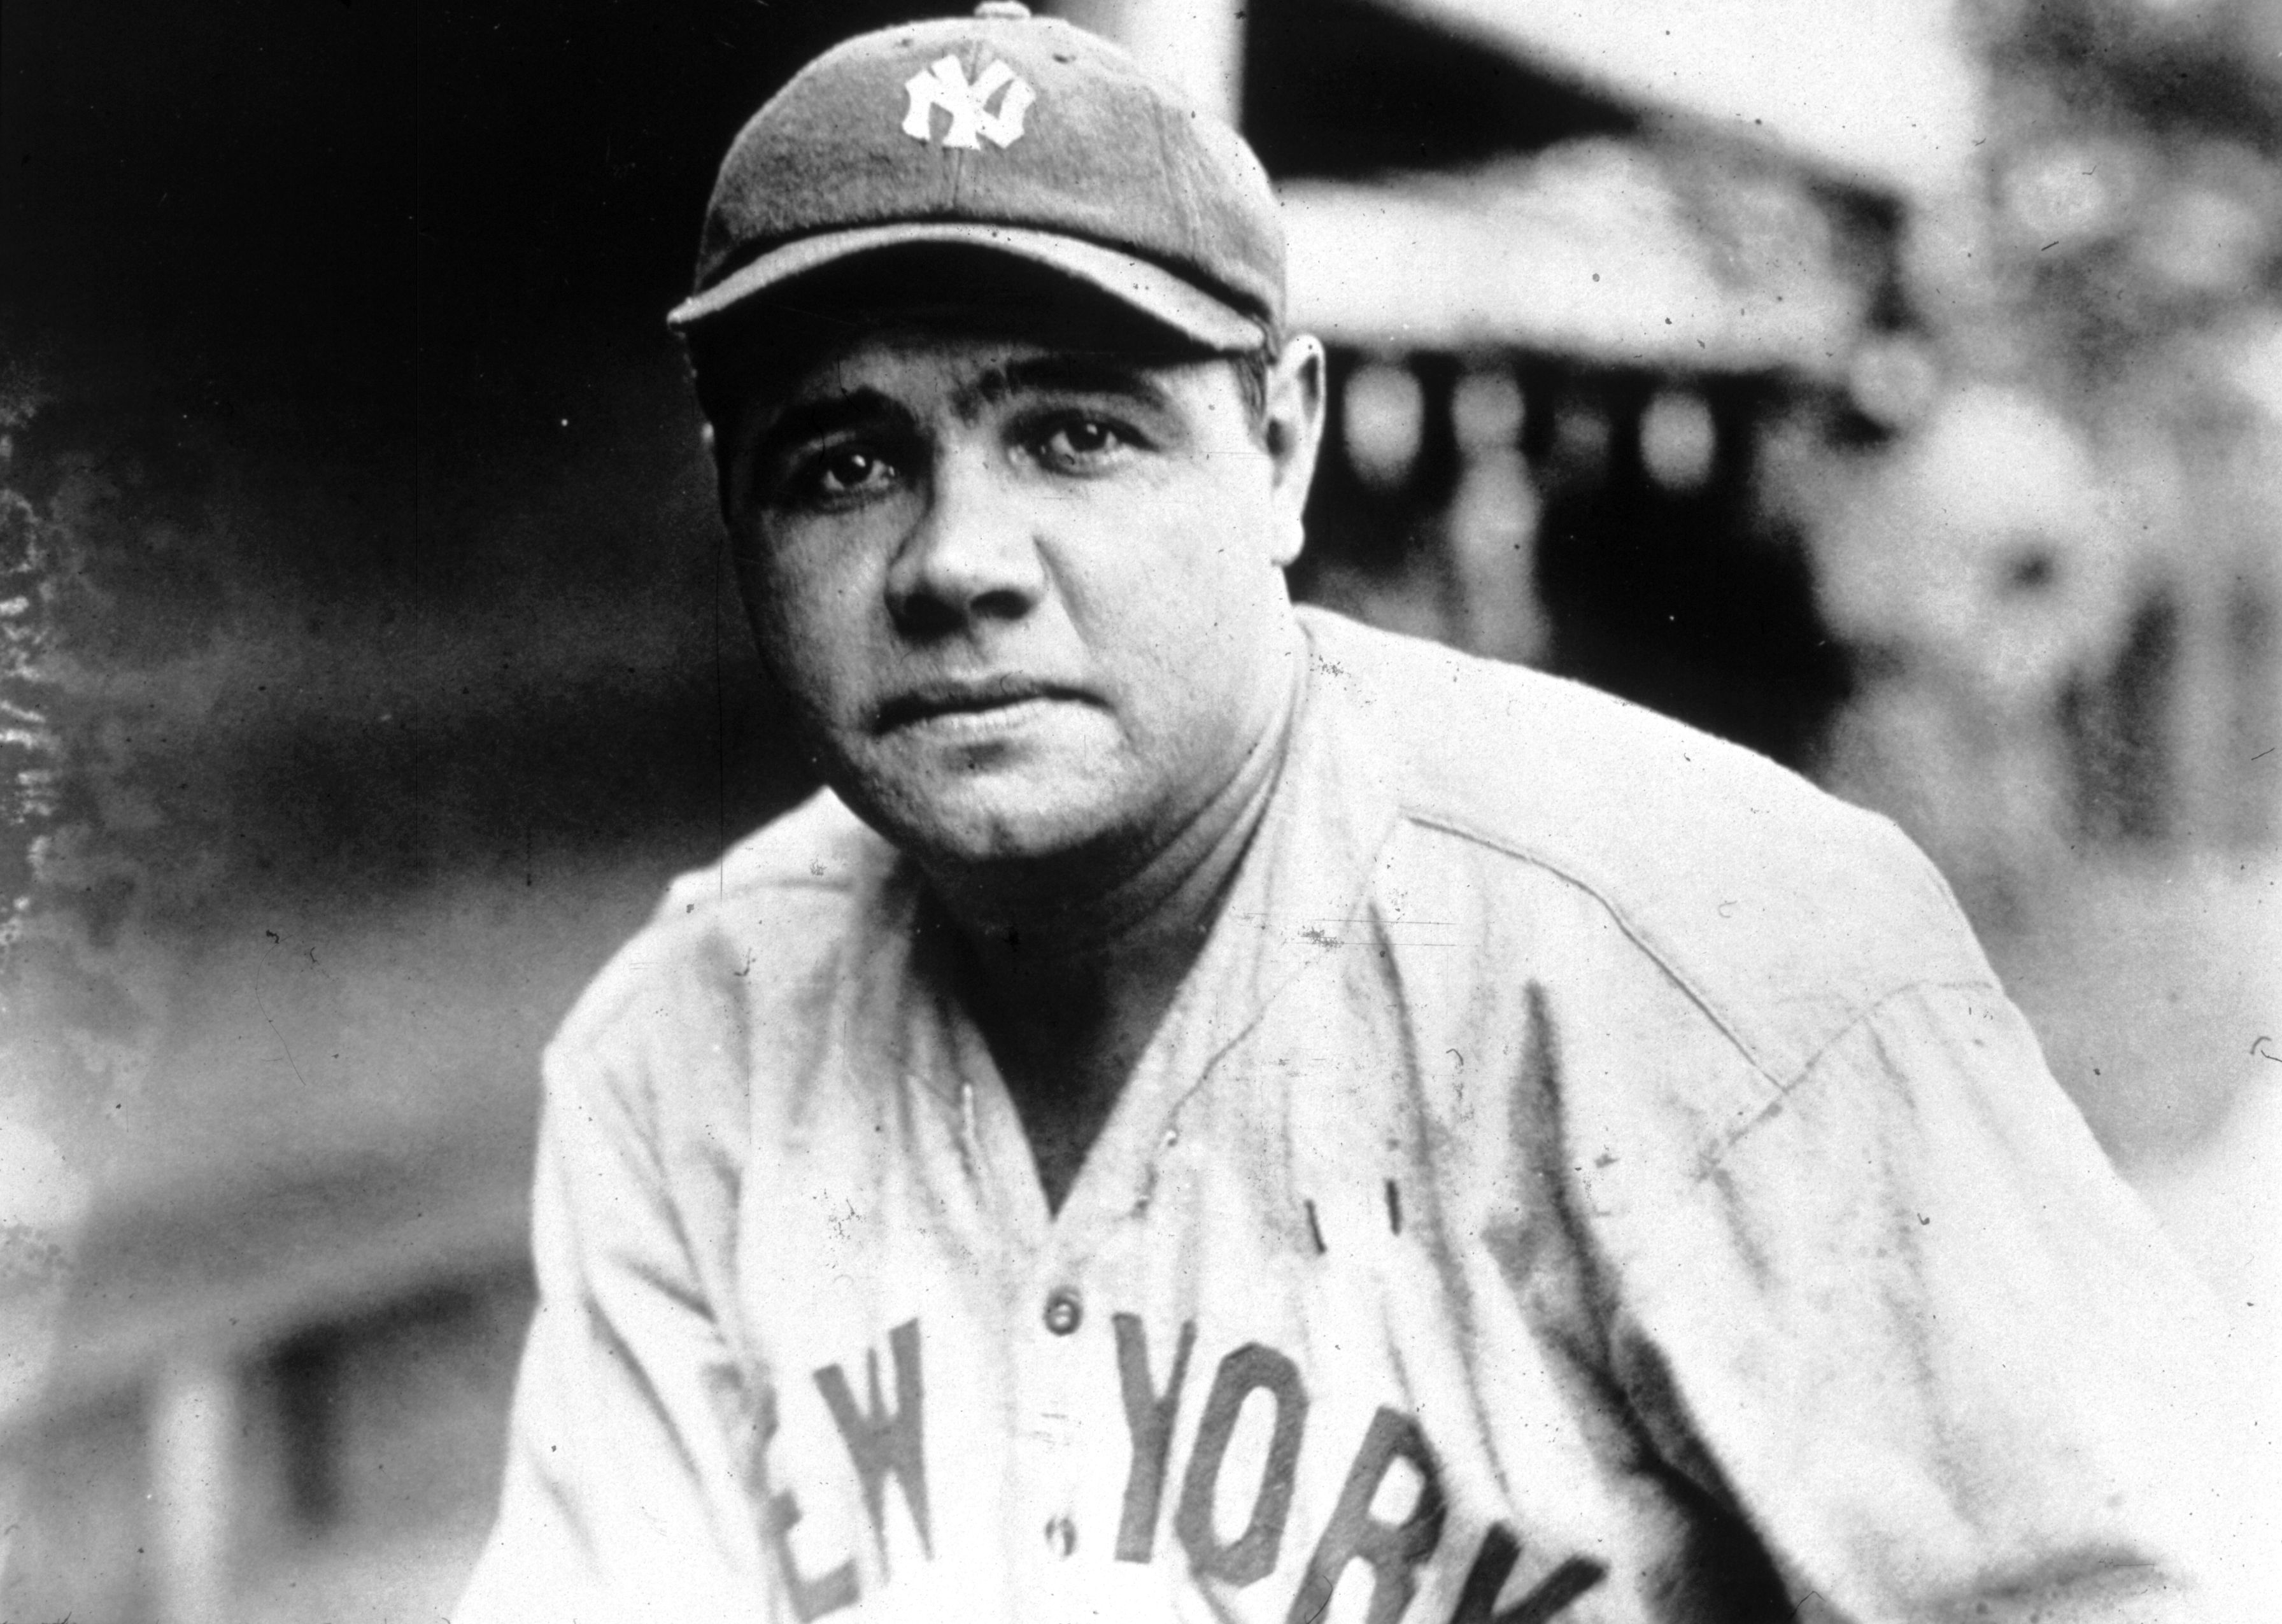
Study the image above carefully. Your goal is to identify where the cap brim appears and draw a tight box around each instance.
[667,222,1266,352]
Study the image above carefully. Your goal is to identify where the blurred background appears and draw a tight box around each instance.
[2,1,2277,1618]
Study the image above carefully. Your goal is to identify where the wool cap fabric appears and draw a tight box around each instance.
[669,5,1284,352]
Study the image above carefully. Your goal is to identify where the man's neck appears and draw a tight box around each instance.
[926,642,1304,1211]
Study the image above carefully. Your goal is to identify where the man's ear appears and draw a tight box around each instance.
[702,421,740,528]
[1262,334,1327,570]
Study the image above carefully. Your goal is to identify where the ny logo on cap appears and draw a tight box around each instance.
[902,55,1035,150]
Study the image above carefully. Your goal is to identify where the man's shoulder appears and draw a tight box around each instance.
[655,787,892,922]
[1305,607,1877,855]
[552,789,893,1052]
[1300,609,1995,1078]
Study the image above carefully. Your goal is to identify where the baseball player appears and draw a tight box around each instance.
[458,8,2229,1621]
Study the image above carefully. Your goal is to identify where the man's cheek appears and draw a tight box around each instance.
[755,609,862,735]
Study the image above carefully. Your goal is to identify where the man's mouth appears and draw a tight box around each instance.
[872,676,1083,733]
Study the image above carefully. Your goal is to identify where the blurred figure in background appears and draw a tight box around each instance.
[1810,383,2139,929]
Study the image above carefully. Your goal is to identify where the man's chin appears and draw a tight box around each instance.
[837,766,1130,875]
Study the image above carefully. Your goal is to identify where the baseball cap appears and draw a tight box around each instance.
[669,3,1283,354]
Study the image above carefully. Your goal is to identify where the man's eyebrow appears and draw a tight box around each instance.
[751,389,903,459]
[954,353,1180,420]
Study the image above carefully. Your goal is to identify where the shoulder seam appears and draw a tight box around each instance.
[1399,803,1986,1098]
[1398,805,1789,1089]
[1699,975,2002,1175]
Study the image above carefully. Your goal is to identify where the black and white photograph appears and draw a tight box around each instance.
[3,2,2277,1620]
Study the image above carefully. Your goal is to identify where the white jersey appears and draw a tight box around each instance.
[459,608,2225,1624]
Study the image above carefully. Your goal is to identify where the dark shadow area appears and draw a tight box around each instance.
[1244,0,1634,177]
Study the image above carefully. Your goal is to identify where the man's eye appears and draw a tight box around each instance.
[760,443,900,510]
[1034,417,1129,468]
[809,446,897,497]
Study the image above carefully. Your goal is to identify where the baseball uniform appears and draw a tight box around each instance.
[457,606,2226,1624]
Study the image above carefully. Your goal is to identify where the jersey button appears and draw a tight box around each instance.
[1042,1288,1083,1336]
[1044,1513,1077,1557]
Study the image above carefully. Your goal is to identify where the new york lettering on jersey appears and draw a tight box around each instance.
[758,1313,1610,1624]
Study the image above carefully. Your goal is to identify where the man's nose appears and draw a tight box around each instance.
[884,447,1046,635]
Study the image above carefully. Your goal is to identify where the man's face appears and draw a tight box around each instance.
[719,309,1323,877]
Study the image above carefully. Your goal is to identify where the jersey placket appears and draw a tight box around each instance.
[941,1059,1093,1619]
[945,994,1197,1620]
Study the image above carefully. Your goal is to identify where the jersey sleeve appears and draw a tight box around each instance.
[1587,979,2237,1623]
[455,981,776,1623]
